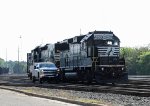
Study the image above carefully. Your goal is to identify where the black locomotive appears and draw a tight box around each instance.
[27,31,128,84]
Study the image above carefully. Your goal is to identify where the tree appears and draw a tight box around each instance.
[12,61,27,74]
[138,51,150,74]
[0,58,27,74]
[121,44,150,75]
[0,58,5,67]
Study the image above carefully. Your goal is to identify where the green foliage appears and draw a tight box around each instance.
[0,58,5,67]
[12,61,27,74]
[121,45,150,75]
[0,59,27,74]
[138,52,150,74]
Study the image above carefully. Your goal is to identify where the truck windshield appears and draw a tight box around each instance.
[39,63,56,68]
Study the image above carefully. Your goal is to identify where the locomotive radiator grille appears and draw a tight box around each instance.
[97,46,119,57]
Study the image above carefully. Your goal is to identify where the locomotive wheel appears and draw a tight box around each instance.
[77,70,84,83]
[95,73,103,84]
[85,70,93,84]
[95,74,106,85]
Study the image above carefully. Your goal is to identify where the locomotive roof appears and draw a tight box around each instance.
[88,31,113,34]
[32,46,40,52]
[32,43,52,52]
[58,35,85,44]
[40,43,52,50]
[81,31,120,42]
[56,31,120,44]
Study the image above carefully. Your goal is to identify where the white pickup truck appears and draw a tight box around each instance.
[31,62,60,83]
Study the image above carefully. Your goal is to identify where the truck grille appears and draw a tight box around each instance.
[43,71,56,75]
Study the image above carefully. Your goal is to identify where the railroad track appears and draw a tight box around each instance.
[0,74,150,97]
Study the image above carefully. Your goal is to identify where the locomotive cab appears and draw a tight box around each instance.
[80,31,128,83]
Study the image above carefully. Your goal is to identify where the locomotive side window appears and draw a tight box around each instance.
[88,47,91,56]
[73,44,80,54]
[65,54,69,66]
[84,42,86,50]
[81,42,84,50]
[81,42,86,50]
[114,41,119,45]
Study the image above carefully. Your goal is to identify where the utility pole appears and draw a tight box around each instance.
[18,45,19,73]
[19,35,22,61]
[6,48,8,68]
[18,35,21,73]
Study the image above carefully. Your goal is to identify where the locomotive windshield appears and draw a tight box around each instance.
[93,33,119,46]
[94,40,119,46]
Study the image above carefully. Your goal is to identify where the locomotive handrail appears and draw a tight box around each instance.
[98,65,125,67]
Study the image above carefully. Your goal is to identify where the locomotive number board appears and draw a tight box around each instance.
[94,34,113,40]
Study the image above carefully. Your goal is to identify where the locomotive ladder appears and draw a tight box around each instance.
[92,57,99,70]
[54,53,60,60]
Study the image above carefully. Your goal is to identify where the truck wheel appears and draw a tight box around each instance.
[29,73,32,80]
[39,78,43,84]
[61,71,67,82]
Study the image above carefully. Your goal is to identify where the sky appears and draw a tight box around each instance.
[0,0,150,61]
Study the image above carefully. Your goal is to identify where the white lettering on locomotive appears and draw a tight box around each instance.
[94,34,113,40]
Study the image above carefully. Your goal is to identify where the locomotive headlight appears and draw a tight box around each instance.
[101,67,104,71]
[122,68,124,71]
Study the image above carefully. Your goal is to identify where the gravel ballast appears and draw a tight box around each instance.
[0,85,150,106]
